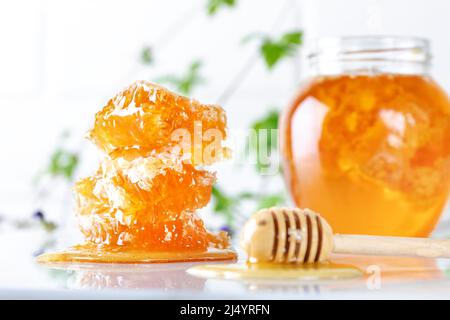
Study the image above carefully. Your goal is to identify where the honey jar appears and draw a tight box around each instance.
[281,36,450,236]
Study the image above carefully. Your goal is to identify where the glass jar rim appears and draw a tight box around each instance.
[307,35,431,64]
[306,36,431,76]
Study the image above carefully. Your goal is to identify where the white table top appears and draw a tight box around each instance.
[2,230,450,300]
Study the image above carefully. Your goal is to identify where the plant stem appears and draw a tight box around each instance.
[216,0,293,106]
[155,4,202,50]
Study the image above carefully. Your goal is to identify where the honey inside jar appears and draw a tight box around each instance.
[281,37,450,237]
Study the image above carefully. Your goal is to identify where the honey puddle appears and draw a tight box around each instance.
[36,243,237,264]
[187,262,362,281]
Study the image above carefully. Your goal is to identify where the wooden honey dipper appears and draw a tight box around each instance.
[241,207,450,264]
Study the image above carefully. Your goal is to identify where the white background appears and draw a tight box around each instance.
[0,0,449,223]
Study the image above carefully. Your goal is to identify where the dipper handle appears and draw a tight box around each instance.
[333,234,450,259]
[241,207,450,264]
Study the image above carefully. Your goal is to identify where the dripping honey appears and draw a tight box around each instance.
[281,74,450,236]
[187,261,363,281]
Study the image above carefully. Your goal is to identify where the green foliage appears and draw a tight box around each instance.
[211,185,235,225]
[251,109,279,150]
[207,0,236,15]
[12,217,57,233]
[157,60,204,95]
[244,31,302,69]
[256,193,285,210]
[48,149,79,180]
[35,131,79,183]
[141,46,153,65]
[211,186,263,225]
[261,31,302,69]
[211,108,286,230]
[211,185,286,228]
[249,109,279,171]
[40,220,57,232]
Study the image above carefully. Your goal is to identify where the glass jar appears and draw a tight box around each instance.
[281,36,450,236]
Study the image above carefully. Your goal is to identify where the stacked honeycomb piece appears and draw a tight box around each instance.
[75,81,230,252]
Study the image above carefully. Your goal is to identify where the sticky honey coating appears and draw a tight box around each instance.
[187,262,363,281]
[241,208,334,264]
[88,81,229,165]
[75,154,230,250]
[68,81,233,256]
[37,243,237,264]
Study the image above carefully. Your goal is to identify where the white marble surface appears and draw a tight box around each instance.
[2,230,450,300]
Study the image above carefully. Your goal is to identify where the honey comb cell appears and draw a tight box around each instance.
[88,81,229,165]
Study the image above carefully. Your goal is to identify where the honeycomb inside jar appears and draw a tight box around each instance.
[281,74,450,236]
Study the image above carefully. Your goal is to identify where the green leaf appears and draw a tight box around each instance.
[251,109,279,135]
[281,31,302,45]
[141,46,153,65]
[157,60,204,95]
[240,32,265,45]
[40,220,57,232]
[249,109,280,171]
[211,185,235,225]
[13,220,33,229]
[48,149,79,180]
[260,31,303,69]
[207,0,236,15]
[256,193,285,210]
[236,191,257,200]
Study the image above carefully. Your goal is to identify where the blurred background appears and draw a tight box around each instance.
[0,0,450,257]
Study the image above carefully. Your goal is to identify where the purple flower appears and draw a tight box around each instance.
[33,210,45,221]
[219,225,233,235]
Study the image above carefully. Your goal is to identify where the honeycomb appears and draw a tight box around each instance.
[75,81,230,251]
[88,81,229,165]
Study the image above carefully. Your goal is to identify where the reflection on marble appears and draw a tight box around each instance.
[199,255,450,296]
[46,263,207,290]
[34,254,450,297]
[4,230,450,298]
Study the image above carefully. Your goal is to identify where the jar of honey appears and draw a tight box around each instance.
[281,36,450,236]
